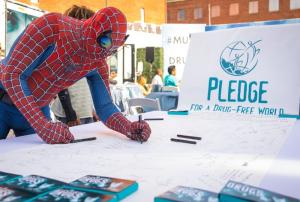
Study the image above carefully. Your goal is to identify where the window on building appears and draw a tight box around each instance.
[194,7,203,19]
[249,1,259,14]
[211,5,220,18]
[229,3,239,16]
[290,0,300,10]
[177,9,186,21]
[269,0,280,12]
[167,11,171,21]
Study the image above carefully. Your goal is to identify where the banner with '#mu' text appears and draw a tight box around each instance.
[179,24,300,116]
[161,24,205,81]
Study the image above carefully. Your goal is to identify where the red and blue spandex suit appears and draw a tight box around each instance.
[0,7,151,144]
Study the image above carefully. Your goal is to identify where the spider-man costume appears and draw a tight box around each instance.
[0,7,151,144]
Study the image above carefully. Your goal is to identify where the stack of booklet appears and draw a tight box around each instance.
[31,187,117,202]
[219,180,299,202]
[68,175,138,200]
[154,185,219,202]
[1,170,299,202]
[0,171,138,202]
[0,171,21,184]
[0,174,66,201]
[155,181,299,202]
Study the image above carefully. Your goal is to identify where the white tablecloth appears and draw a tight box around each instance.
[0,112,299,201]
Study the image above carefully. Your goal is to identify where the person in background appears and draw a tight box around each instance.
[50,5,95,127]
[164,65,177,87]
[151,68,163,92]
[109,68,118,85]
[151,68,163,86]
[0,43,4,60]
[137,75,152,96]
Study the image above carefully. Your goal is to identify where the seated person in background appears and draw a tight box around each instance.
[164,65,177,87]
[137,75,152,96]
[151,68,163,92]
[151,68,163,86]
[109,68,118,85]
[51,5,95,127]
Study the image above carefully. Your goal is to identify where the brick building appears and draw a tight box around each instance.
[167,0,300,25]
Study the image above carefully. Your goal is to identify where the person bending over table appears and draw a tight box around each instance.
[0,7,151,144]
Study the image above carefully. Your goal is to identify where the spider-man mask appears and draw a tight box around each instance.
[83,7,127,59]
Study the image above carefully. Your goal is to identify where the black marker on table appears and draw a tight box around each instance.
[144,118,164,121]
[70,137,97,143]
[170,138,197,145]
[137,114,143,144]
[177,134,202,140]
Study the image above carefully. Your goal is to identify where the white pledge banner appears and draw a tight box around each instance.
[161,24,205,81]
[179,24,300,116]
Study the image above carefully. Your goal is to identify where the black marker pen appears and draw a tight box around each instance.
[177,134,202,140]
[70,137,97,143]
[138,114,143,144]
[170,138,197,145]
[144,118,164,121]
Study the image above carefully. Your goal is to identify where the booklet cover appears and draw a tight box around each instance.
[0,171,21,184]
[154,185,219,202]
[30,186,117,202]
[0,185,34,202]
[3,175,66,195]
[69,175,138,200]
[220,181,298,202]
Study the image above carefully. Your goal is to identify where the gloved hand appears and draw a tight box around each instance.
[37,121,74,144]
[105,112,151,142]
[126,120,151,142]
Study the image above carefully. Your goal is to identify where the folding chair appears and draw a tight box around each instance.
[127,98,161,114]
[161,86,179,92]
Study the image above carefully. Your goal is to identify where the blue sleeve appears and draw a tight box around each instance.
[86,71,120,122]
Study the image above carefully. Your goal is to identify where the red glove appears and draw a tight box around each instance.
[127,120,151,142]
[36,121,74,144]
[105,112,151,142]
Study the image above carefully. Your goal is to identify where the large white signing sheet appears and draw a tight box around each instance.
[0,112,296,202]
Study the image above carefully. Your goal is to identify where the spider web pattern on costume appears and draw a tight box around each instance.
[0,7,137,143]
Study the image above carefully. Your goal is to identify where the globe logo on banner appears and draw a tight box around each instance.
[220,40,262,76]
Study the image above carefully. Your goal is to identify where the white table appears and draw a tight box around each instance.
[260,118,300,196]
[0,112,299,201]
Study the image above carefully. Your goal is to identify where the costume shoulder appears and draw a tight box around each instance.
[27,13,62,38]
[32,13,62,25]
[28,13,82,46]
